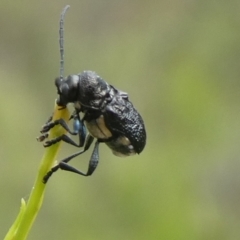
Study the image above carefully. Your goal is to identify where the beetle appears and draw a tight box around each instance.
[38,5,146,183]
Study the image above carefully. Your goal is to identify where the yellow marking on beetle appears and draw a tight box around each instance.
[86,115,112,139]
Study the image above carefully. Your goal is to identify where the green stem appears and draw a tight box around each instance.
[4,103,70,240]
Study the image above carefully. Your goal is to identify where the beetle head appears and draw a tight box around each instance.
[55,75,79,106]
[55,71,111,109]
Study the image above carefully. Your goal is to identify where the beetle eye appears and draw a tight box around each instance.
[59,83,69,96]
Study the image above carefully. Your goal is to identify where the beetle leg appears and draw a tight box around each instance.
[43,120,86,148]
[41,118,76,134]
[37,114,53,142]
[43,135,95,183]
[36,132,49,142]
[42,113,86,148]
[58,140,99,176]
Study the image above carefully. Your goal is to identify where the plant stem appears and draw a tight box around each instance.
[4,103,70,240]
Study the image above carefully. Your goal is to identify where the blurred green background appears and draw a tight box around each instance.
[1,0,240,239]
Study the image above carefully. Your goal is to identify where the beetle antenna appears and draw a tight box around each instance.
[59,5,70,81]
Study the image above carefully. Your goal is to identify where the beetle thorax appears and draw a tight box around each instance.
[77,71,111,109]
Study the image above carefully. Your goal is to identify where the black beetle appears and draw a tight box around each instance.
[39,5,146,183]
